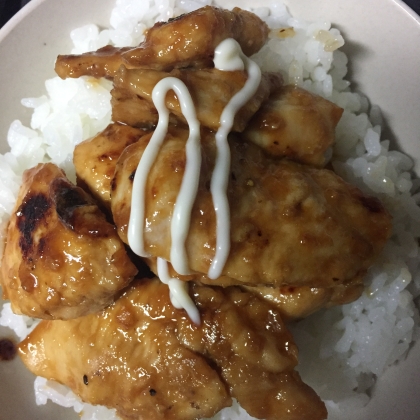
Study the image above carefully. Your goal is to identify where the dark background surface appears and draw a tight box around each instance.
[0,0,30,27]
[1,0,420,28]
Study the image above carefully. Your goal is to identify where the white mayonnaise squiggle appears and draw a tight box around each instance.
[128,77,201,271]
[128,39,262,323]
[157,257,200,325]
[128,77,201,324]
[208,38,262,279]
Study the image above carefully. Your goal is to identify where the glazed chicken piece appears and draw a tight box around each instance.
[242,276,365,322]
[0,163,137,320]
[74,122,150,210]
[122,6,269,71]
[112,66,282,132]
[55,45,131,79]
[55,6,269,80]
[241,85,344,167]
[19,278,327,420]
[183,283,327,419]
[111,87,161,129]
[142,258,364,321]
[111,126,392,289]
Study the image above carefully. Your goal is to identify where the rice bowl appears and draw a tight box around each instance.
[1,0,420,419]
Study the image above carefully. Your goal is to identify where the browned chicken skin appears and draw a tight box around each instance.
[241,85,344,166]
[111,126,391,289]
[19,277,327,420]
[0,163,138,319]
[112,66,282,132]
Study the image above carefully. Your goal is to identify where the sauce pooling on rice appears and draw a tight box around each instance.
[127,38,262,322]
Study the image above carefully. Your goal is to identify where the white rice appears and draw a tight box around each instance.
[1,0,420,419]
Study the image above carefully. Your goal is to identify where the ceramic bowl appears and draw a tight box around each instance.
[0,0,419,419]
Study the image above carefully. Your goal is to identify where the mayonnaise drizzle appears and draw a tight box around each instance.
[128,77,201,324]
[208,38,262,279]
[128,77,201,274]
[127,39,262,323]
[157,257,200,325]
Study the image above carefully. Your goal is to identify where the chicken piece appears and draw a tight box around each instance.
[144,256,241,287]
[74,122,150,210]
[111,87,183,129]
[144,256,364,321]
[55,45,131,79]
[122,6,269,71]
[55,6,269,80]
[19,277,327,420]
[113,66,282,132]
[241,85,344,166]
[0,163,137,320]
[141,258,363,320]
[242,276,364,322]
[183,283,327,419]
[111,126,392,289]
[111,87,159,129]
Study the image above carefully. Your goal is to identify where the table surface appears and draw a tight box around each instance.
[1,0,420,27]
